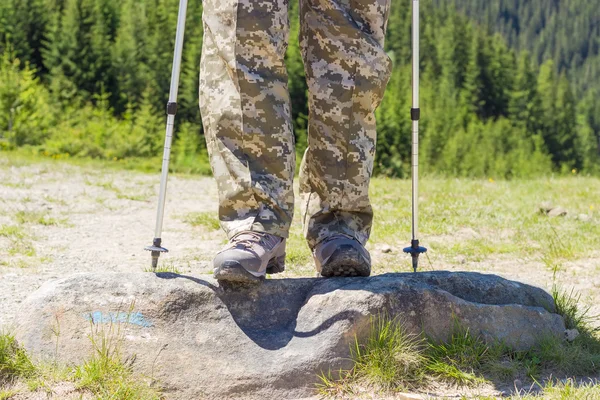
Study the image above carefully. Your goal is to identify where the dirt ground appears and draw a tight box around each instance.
[0,160,224,328]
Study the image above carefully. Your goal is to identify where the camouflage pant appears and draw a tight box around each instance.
[200,0,392,249]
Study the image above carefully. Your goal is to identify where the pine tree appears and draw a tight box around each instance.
[0,0,50,72]
[537,60,559,167]
[576,89,600,172]
[112,0,150,114]
[0,53,55,147]
[459,32,485,125]
[145,0,179,112]
[509,52,542,136]
[554,75,579,170]
[179,1,204,126]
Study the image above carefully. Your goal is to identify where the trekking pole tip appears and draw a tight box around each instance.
[145,238,168,272]
[403,240,427,273]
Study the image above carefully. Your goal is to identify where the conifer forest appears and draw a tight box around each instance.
[0,0,599,178]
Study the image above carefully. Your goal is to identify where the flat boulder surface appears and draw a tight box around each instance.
[15,272,566,400]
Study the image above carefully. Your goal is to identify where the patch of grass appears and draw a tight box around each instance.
[39,255,53,264]
[369,177,600,267]
[515,379,600,399]
[0,225,36,258]
[42,195,67,206]
[74,322,160,399]
[0,333,36,383]
[431,237,521,262]
[184,211,221,231]
[425,323,491,385]
[144,262,182,274]
[0,389,17,399]
[117,192,149,201]
[6,241,36,258]
[539,220,577,269]
[0,225,26,240]
[86,179,151,202]
[540,286,600,377]
[0,259,31,269]
[0,323,162,399]
[317,316,425,397]
[352,315,427,390]
[319,312,600,398]
[14,210,60,226]
[553,286,599,332]
[0,182,33,189]
[285,229,312,267]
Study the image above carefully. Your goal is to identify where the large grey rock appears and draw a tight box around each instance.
[15,272,565,400]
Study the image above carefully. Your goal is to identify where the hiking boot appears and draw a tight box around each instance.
[313,234,371,277]
[213,231,286,284]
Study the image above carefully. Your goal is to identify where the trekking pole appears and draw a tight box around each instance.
[145,0,189,271]
[403,0,427,272]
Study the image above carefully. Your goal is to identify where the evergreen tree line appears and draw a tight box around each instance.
[0,0,598,177]
[434,0,600,96]
[376,1,600,177]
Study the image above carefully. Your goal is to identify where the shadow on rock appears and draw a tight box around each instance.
[156,272,364,350]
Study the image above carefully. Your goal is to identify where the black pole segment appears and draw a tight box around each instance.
[167,102,178,115]
[411,108,420,121]
[150,238,162,269]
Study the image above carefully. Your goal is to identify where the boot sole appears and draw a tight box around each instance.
[319,245,371,278]
[214,255,286,284]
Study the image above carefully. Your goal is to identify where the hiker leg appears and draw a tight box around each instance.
[200,0,295,240]
[298,0,392,248]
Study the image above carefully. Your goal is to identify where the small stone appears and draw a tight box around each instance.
[539,201,554,214]
[577,214,591,222]
[455,255,467,265]
[548,207,568,217]
[565,328,580,342]
[457,227,479,239]
[380,244,392,254]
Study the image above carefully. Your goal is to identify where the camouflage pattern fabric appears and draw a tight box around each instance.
[200,0,392,248]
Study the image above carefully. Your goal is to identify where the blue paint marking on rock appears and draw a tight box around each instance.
[84,311,153,328]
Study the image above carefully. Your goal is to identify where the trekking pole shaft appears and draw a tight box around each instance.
[153,0,188,239]
[411,0,420,241]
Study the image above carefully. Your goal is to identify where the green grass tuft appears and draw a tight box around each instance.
[515,379,600,399]
[73,318,161,399]
[0,324,162,399]
[352,315,427,390]
[0,225,36,259]
[0,389,18,399]
[0,225,25,240]
[144,262,182,274]
[0,333,36,383]
[425,322,490,385]
[553,286,599,332]
[184,212,221,231]
[15,210,60,226]
[319,312,600,398]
